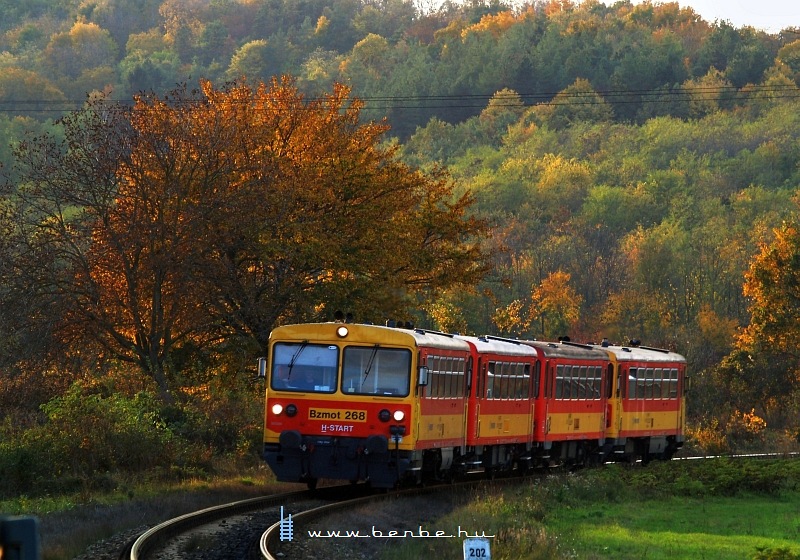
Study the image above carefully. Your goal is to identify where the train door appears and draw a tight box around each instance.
[462,356,473,448]
[604,363,614,432]
[475,358,485,439]
[605,358,622,440]
[528,361,539,446]
[543,360,552,441]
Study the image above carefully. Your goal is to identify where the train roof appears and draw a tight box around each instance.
[457,335,539,358]
[269,322,471,352]
[598,344,686,364]
[520,340,612,362]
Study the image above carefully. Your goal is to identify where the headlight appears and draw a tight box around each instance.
[286,404,298,417]
[271,403,283,415]
[393,410,405,422]
[337,326,349,337]
[378,409,391,422]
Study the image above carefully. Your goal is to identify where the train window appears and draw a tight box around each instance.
[653,368,663,399]
[486,363,496,398]
[636,369,645,399]
[533,362,541,399]
[497,363,508,399]
[669,368,679,398]
[436,356,446,398]
[646,368,655,399]
[342,346,411,397]
[507,363,516,399]
[570,366,579,399]
[590,366,601,399]
[426,357,435,397]
[555,365,565,399]
[577,366,587,399]
[438,356,447,398]
[430,356,465,399]
[521,364,531,398]
[457,358,466,397]
[451,357,465,398]
[628,367,638,399]
[271,343,339,393]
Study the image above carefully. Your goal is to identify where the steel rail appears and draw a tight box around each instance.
[259,477,509,560]
[128,489,312,560]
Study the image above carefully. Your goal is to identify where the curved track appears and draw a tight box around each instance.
[126,488,318,560]
[125,452,800,559]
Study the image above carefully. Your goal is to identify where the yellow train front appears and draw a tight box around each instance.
[262,322,470,489]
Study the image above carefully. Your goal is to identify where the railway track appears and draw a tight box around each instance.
[124,486,344,560]
[123,477,491,560]
[123,452,800,559]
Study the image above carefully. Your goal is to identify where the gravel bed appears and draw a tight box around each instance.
[47,486,466,559]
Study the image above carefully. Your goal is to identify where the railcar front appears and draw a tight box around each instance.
[262,322,470,488]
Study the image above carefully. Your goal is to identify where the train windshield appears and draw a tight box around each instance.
[271,342,338,393]
[342,346,411,397]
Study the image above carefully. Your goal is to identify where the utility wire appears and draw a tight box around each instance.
[0,84,798,114]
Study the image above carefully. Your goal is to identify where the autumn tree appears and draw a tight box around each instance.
[492,269,583,339]
[739,221,800,356]
[4,77,489,397]
[713,219,800,428]
[527,270,582,339]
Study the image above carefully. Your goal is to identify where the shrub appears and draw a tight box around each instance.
[0,382,178,497]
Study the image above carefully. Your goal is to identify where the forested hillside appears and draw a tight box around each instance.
[1,0,799,498]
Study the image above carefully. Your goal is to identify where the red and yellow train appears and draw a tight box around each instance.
[261,322,687,488]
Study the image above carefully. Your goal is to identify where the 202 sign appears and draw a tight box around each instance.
[462,538,491,560]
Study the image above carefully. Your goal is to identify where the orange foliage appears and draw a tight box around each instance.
[739,222,800,354]
[16,76,489,395]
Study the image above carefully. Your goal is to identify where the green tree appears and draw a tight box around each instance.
[42,22,119,80]
[0,67,66,119]
[776,39,800,84]
[533,78,614,130]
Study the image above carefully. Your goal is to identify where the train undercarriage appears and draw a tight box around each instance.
[265,431,683,489]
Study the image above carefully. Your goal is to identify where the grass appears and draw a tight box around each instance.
[5,456,800,560]
[551,494,800,559]
[0,462,280,560]
[381,459,800,560]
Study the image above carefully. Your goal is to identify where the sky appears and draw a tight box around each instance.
[601,0,799,33]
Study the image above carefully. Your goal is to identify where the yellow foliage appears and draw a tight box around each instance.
[462,11,518,40]
[696,305,737,352]
[686,418,729,455]
[315,15,330,35]
[543,0,574,19]
[528,270,581,338]
[493,299,525,334]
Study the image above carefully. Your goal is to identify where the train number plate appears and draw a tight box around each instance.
[308,408,367,422]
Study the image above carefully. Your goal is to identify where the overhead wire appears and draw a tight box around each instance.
[0,83,798,114]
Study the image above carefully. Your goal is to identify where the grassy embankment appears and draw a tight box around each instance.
[381,458,800,560]
[0,460,279,560]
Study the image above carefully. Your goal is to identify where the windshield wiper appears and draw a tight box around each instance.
[361,345,380,389]
[287,341,308,379]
